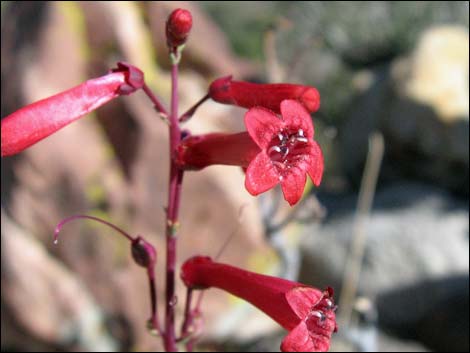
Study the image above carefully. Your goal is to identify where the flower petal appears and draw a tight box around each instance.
[244,107,283,149]
[245,152,280,195]
[280,167,307,206]
[285,287,323,320]
[280,100,314,139]
[281,320,332,352]
[280,322,314,352]
[299,86,320,114]
[307,141,324,187]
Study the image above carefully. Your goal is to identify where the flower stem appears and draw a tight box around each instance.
[54,214,135,243]
[178,93,209,123]
[148,266,163,335]
[164,61,184,352]
[180,287,194,338]
[142,83,169,122]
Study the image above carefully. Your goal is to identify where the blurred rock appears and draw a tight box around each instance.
[341,25,469,194]
[300,182,468,293]
[275,1,468,120]
[1,209,117,351]
[300,181,468,350]
[377,275,469,352]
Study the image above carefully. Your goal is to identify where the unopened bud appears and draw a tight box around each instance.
[131,236,157,268]
[166,8,193,49]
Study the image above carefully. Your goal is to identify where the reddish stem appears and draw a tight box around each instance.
[54,214,135,243]
[142,83,169,119]
[148,267,162,335]
[180,287,194,338]
[178,93,209,123]
[164,61,184,352]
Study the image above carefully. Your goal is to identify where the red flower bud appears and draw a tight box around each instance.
[166,8,193,49]
[209,76,320,114]
[132,236,157,269]
[1,62,144,157]
[181,256,337,352]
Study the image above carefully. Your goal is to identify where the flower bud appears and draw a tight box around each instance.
[209,76,321,114]
[166,8,193,49]
[131,236,157,268]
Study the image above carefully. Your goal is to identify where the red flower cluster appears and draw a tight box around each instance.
[1,8,333,350]
[181,256,337,352]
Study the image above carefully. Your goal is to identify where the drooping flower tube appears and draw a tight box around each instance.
[1,62,144,157]
[209,76,320,114]
[176,99,324,205]
[181,256,337,352]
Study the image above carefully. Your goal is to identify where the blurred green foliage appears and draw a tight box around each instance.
[200,1,293,60]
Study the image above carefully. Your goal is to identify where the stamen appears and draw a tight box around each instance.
[296,137,308,143]
[269,146,282,154]
[280,146,289,157]
[310,310,326,322]
[323,298,333,309]
[278,133,284,141]
[298,129,304,137]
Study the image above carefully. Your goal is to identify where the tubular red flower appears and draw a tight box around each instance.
[175,132,260,170]
[166,8,193,49]
[181,256,337,352]
[176,100,324,206]
[209,76,320,114]
[1,62,144,157]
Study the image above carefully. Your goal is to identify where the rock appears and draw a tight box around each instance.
[299,181,468,350]
[1,209,117,351]
[398,26,469,123]
[377,275,469,352]
[341,25,469,194]
[299,182,468,295]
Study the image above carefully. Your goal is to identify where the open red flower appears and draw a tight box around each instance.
[176,99,323,206]
[209,76,320,114]
[181,256,337,352]
[1,62,144,157]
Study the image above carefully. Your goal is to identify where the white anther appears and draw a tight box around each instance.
[298,129,304,137]
[296,137,308,143]
[278,133,284,141]
[269,146,281,154]
[310,310,325,321]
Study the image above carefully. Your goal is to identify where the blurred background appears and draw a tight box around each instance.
[1,1,468,352]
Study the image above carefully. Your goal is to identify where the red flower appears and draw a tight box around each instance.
[209,76,320,114]
[176,99,324,206]
[181,256,337,352]
[1,62,143,157]
[166,8,193,49]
